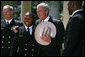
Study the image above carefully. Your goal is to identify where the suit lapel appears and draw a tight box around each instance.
[48,16,54,23]
[31,24,35,35]
[21,26,28,43]
[38,19,42,24]
[10,19,16,27]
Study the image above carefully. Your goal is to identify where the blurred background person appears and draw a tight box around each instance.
[62,1,84,56]
[1,5,22,56]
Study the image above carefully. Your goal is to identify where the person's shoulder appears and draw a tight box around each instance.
[14,19,22,23]
[52,18,60,22]
[72,9,84,20]
[72,13,83,22]
[19,26,24,30]
[35,19,42,25]
[35,19,41,22]
[18,26,25,33]
[50,16,61,23]
[1,19,5,22]
[17,26,25,36]
[14,19,23,26]
[52,18,63,25]
[1,19,5,25]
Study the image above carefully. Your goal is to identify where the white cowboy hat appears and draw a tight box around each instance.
[35,21,57,45]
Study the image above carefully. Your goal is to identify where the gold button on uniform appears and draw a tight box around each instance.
[2,46,4,48]
[8,41,10,44]
[25,48,27,51]
[31,54,34,56]
[8,47,10,49]
[2,36,4,38]
[2,41,4,43]
[25,54,27,56]
[32,44,34,46]
[32,49,34,52]
[25,44,27,46]
[9,36,11,38]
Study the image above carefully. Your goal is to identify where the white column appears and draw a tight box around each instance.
[21,1,31,22]
[62,1,70,29]
[48,1,60,19]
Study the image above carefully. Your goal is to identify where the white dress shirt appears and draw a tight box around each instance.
[42,16,50,22]
[5,18,13,24]
[24,25,33,35]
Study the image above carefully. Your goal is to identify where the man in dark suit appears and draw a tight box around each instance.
[1,5,22,56]
[35,3,65,56]
[12,12,39,56]
[62,1,84,56]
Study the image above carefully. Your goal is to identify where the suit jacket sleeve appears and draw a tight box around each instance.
[49,21,65,48]
[62,15,83,56]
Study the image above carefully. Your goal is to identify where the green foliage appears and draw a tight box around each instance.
[1,1,63,21]
[31,1,63,21]
[31,1,43,20]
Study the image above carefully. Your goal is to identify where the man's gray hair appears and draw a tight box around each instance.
[3,5,13,11]
[37,3,49,11]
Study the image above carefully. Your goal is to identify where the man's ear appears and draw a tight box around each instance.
[45,9,49,16]
[71,2,76,10]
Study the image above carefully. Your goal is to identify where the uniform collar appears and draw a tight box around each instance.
[71,9,82,17]
[5,18,13,24]
[24,25,33,35]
